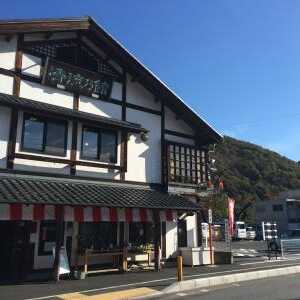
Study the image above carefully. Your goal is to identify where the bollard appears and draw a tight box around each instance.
[177,256,183,281]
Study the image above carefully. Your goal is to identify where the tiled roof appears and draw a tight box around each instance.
[0,174,199,211]
[0,93,146,133]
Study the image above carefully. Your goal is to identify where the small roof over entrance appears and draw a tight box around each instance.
[0,174,198,222]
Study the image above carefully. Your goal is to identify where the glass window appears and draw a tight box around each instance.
[38,221,57,256]
[45,122,67,156]
[100,132,117,163]
[78,222,118,252]
[23,116,44,151]
[82,128,98,159]
[129,223,154,247]
[81,126,117,163]
[22,114,67,156]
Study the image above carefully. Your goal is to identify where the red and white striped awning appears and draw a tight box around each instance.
[0,204,178,223]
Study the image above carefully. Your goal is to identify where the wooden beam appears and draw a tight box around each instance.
[161,101,167,189]
[164,129,195,140]
[14,152,124,171]
[0,19,90,34]
[10,34,24,167]
[6,109,18,169]
[153,210,162,272]
[120,71,127,180]
[53,206,64,282]
[70,120,78,176]
[126,103,161,116]
[13,33,24,97]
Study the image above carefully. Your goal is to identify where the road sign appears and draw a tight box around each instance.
[208,209,212,224]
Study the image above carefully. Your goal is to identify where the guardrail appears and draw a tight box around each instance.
[281,239,300,257]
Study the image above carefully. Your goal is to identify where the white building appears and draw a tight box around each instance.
[256,190,300,238]
[0,17,222,281]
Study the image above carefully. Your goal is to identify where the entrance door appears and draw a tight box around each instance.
[0,221,33,282]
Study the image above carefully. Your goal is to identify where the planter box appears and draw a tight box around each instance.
[180,247,213,266]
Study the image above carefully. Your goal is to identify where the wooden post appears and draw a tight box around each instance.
[153,210,161,272]
[177,256,183,281]
[122,246,128,272]
[84,249,88,273]
[53,207,64,282]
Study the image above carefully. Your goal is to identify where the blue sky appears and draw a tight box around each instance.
[2,1,300,160]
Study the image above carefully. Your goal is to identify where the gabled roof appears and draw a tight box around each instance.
[0,16,222,144]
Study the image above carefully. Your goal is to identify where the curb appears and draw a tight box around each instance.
[132,264,300,299]
[162,265,300,295]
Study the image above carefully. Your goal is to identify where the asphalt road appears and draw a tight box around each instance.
[151,274,300,300]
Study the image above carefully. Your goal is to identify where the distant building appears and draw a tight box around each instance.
[256,190,300,237]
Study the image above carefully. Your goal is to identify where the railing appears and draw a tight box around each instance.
[281,239,300,258]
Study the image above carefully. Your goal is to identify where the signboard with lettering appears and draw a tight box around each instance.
[208,208,212,224]
[42,58,113,100]
[52,246,70,276]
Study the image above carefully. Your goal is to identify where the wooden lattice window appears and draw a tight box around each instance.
[23,40,119,78]
[167,142,207,185]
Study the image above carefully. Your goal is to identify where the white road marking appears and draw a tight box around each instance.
[240,257,300,265]
[200,289,210,292]
[176,292,188,296]
[24,261,300,300]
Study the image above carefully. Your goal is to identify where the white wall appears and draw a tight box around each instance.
[0,74,14,95]
[0,35,17,70]
[20,80,74,108]
[126,108,161,183]
[79,95,122,119]
[0,106,11,168]
[111,82,122,100]
[22,53,41,78]
[127,75,161,111]
[165,106,194,135]
[165,221,178,258]
[186,214,198,247]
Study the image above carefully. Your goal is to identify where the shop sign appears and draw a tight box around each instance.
[52,246,70,275]
[208,208,212,224]
[42,58,113,100]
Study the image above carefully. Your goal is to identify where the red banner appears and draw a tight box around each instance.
[228,197,235,237]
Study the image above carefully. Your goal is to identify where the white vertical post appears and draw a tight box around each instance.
[262,221,265,241]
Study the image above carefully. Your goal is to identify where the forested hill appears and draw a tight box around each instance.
[215,136,300,220]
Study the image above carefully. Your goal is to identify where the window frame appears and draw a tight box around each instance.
[21,113,68,157]
[167,141,207,185]
[38,221,58,256]
[80,125,118,164]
